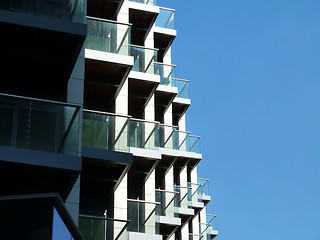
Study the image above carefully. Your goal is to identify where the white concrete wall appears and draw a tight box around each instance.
[114,174,128,237]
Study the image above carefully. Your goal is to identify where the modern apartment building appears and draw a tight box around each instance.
[0,0,218,240]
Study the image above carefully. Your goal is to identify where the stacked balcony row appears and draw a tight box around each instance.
[86,17,187,98]
[78,178,216,240]
[82,110,200,154]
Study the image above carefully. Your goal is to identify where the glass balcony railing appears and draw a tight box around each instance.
[178,131,201,154]
[155,189,179,218]
[82,110,200,153]
[197,178,210,196]
[175,78,189,99]
[128,119,160,150]
[174,185,192,209]
[0,0,85,23]
[82,110,130,153]
[79,215,129,240]
[189,233,204,240]
[86,17,131,56]
[0,93,80,156]
[129,0,157,6]
[130,45,158,74]
[158,124,179,150]
[155,7,175,29]
[188,182,204,203]
[199,215,218,240]
[155,62,176,87]
[128,199,160,235]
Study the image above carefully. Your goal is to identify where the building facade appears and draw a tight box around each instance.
[0,0,218,239]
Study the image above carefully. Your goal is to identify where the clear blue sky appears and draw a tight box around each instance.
[159,0,320,239]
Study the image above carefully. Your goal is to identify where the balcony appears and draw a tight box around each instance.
[127,199,162,240]
[79,215,129,240]
[200,215,218,240]
[1,0,86,101]
[155,189,181,239]
[174,186,194,224]
[83,110,130,153]
[197,178,211,203]
[155,63,177,122]
[155,7,174,29]
[85,17,133,112]
[87,0,124,21]
[0,93,81,200]
[128,45,160,118]
[154,7,176,61]
[81,110,132,215]
[129,1,158,45]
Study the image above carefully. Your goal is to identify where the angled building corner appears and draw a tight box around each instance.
[0,0,218,239]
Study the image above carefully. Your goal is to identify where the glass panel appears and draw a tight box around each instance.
[131,46,158,74]
[189,135,201,153]
[0,0,85,23]
[189,234,204,240]
[86,18,131,56]
[52,207,74,240]
[155,63,176,86]
[129,0,157,6]
[188,183,202,202]
[82,111,129,153]
[0,94,80,156]
[127,201,159,235]
[176,79,189,99]
[128,120,159,150]
[155,190,179,217]
[174,186,192,209]
[155,8,174,29]
[198,179,210,196]
[158,125,179,150]
[177,132,201,153]
[79,215,128,240]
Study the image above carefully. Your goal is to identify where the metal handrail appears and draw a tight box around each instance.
[156,189,179,194]
[86,16,132,26]
[83,109,132,118]
[159,6,175,12]
[154,62,176,67]
[172,77,189,82]
[130,118,160,125]
[129,44,159,51]
[127,199,161,205]
[0,93,81,108]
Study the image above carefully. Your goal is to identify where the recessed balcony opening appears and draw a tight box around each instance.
[172,102,190,126]
[129,7,158,45]
[128,78,158,119]
[87,0,124,20]
[1,22,85,101]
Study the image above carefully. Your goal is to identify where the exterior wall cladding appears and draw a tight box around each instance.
[0,0,218,240]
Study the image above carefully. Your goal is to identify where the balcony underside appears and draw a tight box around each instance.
[129,8,158,45]
[155,90,176,122]
[128,156,159,199]
[0,146,81,201]
[172,101,190,126]
[85,58,132,111]
[87,0,124,20]
[159,219,181,240]
[0,9,86,101]
[80,147,132,215]
[128,78,158,118]
[154,31,176,62]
